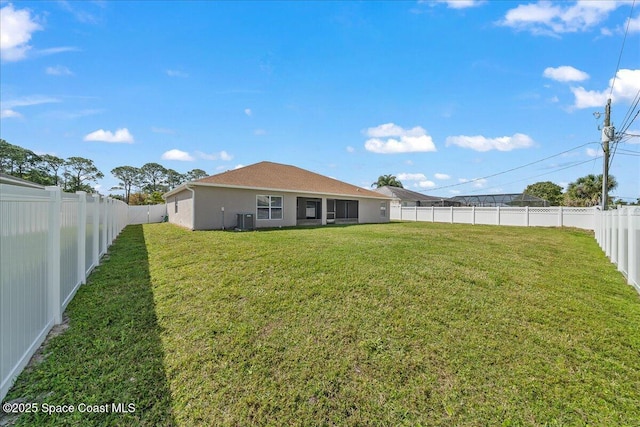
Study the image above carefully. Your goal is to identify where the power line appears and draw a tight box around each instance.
[463,157,603,195]
[427,141,599,192]
[609,0,636,97]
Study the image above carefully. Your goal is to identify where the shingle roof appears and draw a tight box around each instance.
[374,186,451,202]
[193,161,387,199]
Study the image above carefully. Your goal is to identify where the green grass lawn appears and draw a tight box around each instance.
[3,222,640,426]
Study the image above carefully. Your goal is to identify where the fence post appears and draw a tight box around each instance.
[101,196,108,255]
[431,206,434,223]
[450,206,454,224]
[472,206,476,225]
[629,208,638,288]
[93,194,100,267]
[558,206,563,227]
[415,205,418,222]
[45,186,62,325]
[617,208,624,272]
[605,211,611,258]
[111,199,117,241]
[496,206,501,225]
[525,206,529,227]
[76,191,87,285]
[611,209,619,264]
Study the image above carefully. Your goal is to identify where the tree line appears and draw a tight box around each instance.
[0,139,208,205]
[373,174,637,206]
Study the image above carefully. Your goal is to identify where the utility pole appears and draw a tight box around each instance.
[601,98,612,210]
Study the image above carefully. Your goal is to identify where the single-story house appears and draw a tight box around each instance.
[163,161,391,230]
[373,186,461,207]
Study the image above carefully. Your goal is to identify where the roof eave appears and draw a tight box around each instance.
[172,181,391,200]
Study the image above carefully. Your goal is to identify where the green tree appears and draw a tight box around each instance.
[524,181,563,206]
[166,169,185,190]
[564,174,617,207]
[185,168,208,181]
[140,162,167,193]
[0,139,41,178]
[372,174,403,188]
[64,157,104,193]
[111,166,142,204]
[41,154,66,186]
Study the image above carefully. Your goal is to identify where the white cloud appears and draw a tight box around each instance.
[254,129,267,136]
[445,133,534,152]
[1,109,22,118]
[434,173,451,180]
[625,15,640,33]
[459,177,488,189]
[166,69,189,78]
[586,147,603,157]
[46,65,73,76]
[543,65,589,82]
[1,95,60,109]
[430,0,485,9]
[195,150,234,161]
[244,108,252,117]
[346,146,355,153]
[571,69,640,108]
[0,4,42,61]
[83,128,134,143]
[397,172,436,189]
[364,123,437,154]
[162,149,194,161]
[499,1,624,36]
[398,173,427,181]
[417,180,436,188]
[35,46,79,57]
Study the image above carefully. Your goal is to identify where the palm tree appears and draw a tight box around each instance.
[372,174,403,188]
[565,174,617,206]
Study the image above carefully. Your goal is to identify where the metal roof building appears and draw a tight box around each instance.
[449,193,549,207]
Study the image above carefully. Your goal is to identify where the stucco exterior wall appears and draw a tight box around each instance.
[166,190,194,229]
[358,198,390,224]
[186,186,390,230]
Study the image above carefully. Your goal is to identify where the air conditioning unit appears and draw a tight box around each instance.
[235,213,255,231]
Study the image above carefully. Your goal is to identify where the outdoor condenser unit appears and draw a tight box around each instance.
[235,213,255,231]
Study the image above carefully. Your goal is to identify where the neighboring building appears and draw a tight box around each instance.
[450,193,549,207]
[163,161,391,230]
[374,186,461,207]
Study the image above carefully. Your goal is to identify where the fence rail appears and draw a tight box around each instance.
[0,184,128,402]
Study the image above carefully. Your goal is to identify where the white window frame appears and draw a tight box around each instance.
[380,202,387,217]
[256,195,283,220]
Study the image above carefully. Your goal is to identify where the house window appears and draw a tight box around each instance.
[174,199,178,214]
[257,195,283,220]
[380,202,387,217]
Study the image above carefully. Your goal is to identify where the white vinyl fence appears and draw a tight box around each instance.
[391,205,639,294]
[0,184,128,402]
[128,204,167,224]
[391,205,595,230]
[594,206,640,293]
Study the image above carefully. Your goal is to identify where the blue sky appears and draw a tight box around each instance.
[1,0,639,201]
